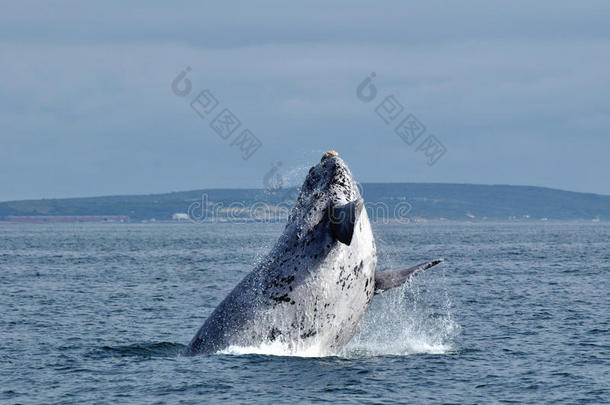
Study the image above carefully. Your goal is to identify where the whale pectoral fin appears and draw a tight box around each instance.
[374,258,443,294]
[329,198,364,245]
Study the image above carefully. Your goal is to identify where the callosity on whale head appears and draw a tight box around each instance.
[185,151,378,356]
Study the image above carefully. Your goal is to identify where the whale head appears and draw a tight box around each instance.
[285,151,364,246]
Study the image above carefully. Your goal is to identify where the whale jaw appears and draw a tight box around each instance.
[287,154,361,240]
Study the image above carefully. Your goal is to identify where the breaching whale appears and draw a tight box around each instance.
[185,151,443,356]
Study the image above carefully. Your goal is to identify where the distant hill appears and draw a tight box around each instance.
[1,183,609,222]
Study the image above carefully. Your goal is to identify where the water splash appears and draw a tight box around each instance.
[344,274,459,357]
[217,226,459,359]
[217,270,458,359]
[280,164,310,189]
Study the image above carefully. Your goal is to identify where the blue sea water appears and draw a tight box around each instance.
[1,221,608,404]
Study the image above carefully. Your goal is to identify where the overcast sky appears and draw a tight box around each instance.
[1,0,609,201]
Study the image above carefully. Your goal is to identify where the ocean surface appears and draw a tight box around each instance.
[1,221,608,404]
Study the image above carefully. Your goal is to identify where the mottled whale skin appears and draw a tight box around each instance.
[185,152,441,356]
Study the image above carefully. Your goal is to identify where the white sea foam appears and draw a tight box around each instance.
[219,340,327,358]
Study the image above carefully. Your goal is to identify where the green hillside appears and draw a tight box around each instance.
[1,183,608,221]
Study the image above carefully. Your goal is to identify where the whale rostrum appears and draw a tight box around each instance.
[185,151,443,355]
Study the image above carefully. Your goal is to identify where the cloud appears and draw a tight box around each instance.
[1,1,609,200]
